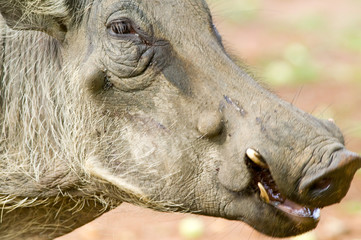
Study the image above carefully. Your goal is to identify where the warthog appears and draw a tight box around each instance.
[0,0,360,239]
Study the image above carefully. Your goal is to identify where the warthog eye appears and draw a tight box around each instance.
[107,19,136,36]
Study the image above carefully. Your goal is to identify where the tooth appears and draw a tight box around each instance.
[246,148,268,168]
[258,182,270,204]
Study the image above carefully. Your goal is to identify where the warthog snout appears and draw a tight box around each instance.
[216,91,361,236]
[235,147,361,236]
[299,150,361,207]
[246,148,361,213]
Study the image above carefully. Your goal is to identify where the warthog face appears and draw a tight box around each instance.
[1,0,360,238]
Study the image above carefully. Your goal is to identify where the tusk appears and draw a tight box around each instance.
[258,182,270,204]
[246,148,268,169]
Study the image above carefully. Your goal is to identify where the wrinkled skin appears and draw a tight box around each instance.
[0,0,360,239]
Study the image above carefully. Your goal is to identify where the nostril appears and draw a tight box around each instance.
[309,177,332,196]
[299,149,361,207]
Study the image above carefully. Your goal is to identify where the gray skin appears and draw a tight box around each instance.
[0,0,360,239]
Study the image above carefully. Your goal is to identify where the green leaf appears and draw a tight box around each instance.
[341,31,361,52]
[340,201,361,214]
[283,43,310,67]
[264,60,294,85]
[291,231,318,240]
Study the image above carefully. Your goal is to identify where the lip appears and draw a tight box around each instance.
[274,199,321,220]
[223,190,320,237]
[245,148,321,228]
[256,179,321,223]
[266,198,321,228]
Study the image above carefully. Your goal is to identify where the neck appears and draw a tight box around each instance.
[0,20,74,197]
[0,17,119,240]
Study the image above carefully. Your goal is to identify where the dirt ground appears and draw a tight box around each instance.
[58,1,361,239]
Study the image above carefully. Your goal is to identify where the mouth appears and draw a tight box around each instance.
[245,148,321,223]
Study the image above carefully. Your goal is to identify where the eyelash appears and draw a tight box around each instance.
[107,19,136,36]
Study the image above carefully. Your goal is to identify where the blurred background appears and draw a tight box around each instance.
[59,0,361,239]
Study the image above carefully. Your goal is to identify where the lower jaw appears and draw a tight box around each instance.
[222,196,320,238]
[249,213,319,238]
[233,193,317,237]
[263,207,320,237]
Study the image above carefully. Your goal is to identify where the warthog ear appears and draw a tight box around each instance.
[0,0,71,41]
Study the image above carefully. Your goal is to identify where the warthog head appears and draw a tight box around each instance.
[0,0,360,239]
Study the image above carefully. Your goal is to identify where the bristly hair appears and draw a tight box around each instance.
[26,0,91,27]
[0,0,91,31]
[64,0,91,27]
